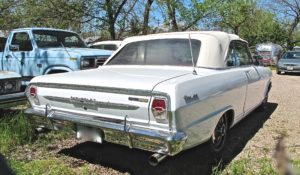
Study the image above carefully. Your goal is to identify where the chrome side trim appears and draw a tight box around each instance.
[44,96,140,110]
[128,97,149,103]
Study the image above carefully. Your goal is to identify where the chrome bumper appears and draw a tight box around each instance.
[25,107,187,156]
[0,92,26,105]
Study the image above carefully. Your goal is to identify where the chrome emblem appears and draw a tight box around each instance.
[70,96,96,105]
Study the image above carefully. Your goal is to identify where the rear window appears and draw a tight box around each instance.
[107,39,201,66]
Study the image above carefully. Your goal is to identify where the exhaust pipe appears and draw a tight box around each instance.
[148,153,167,166]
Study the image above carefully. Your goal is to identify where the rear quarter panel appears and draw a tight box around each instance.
[153,68,249,149]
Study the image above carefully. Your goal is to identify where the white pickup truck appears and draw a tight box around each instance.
[25,31,272,166]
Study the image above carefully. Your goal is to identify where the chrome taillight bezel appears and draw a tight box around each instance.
[151,96,168,123]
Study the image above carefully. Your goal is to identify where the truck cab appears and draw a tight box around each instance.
[0,28,113,83]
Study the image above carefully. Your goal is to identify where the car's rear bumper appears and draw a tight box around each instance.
[25,107,187,156]
[0,92,26,105]
[277,67,300,73]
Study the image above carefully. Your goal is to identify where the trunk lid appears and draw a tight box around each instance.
[32,66,191,123]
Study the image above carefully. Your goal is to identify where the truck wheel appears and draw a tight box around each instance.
[210,114,228,153]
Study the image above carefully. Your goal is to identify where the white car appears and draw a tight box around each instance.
[90,40,122,51]
[25,31,272,166]
[0,71,25,105]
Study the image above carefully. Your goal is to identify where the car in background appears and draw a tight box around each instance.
[90,40,122,51]
[256,43,283,66]
[277,51,300,74]
[293,46,300,51]
[0,71,26,106]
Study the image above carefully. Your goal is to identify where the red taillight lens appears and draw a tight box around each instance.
[152,99,166,112]
[151,98,168,123]
[30,86,37,97]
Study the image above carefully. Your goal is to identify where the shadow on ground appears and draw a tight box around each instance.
[59,103,278,175]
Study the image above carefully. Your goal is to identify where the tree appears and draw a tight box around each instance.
[0,0,22,30]
[217,0,256,35]
[273,0,300,49]
[157,0,221,31]
[142,0,154,34]
[240,9,287,46]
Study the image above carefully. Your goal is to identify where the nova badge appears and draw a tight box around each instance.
[70,96,97,105]
[184,94,199,104]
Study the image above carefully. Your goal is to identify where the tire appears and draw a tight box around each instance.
[276,68,281,75]
[259,92,269,110]
[210,114,228,153]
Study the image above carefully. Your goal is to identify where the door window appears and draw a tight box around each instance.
[226,41,253,67]
[11,32,33,51]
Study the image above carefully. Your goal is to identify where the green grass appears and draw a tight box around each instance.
[214,157,300,175]
[0,112,34,153]
[10,157,91,175]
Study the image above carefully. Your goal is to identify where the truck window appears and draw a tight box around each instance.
[0,37,6,52]
[11,32,33,51]
[32,30,87,48]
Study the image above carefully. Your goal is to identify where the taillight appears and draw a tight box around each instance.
[30,86,37,97]
[27,85,40,105]
[151,97,168,123]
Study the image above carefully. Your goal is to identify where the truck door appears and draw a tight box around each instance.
[3,31,36,78]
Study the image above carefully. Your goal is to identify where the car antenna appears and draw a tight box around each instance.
[188,34,197,75]
[60,42,72,59]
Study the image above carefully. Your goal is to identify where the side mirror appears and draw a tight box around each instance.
[9,44,19,52]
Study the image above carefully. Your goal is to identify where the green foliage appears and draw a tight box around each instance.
[240,9,287,46]
[0,112,34,153]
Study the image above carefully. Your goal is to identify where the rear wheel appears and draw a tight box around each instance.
[210,114,228,153]
[259,92,269,110]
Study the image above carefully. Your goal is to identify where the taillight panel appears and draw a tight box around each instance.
[151,97,168,123]
[27,85,40,106]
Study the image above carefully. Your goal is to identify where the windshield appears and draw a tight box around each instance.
[33,30,87,48]
[107,39,201,66]
[283,52,300,59]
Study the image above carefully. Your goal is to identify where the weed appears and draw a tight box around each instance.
[0,112,34,153]
[10,157,88,175]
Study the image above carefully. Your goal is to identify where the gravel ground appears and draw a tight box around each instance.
[236,71,300,160]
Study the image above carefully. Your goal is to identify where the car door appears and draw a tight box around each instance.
[3,31,35,77]
[233,41,262,114]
